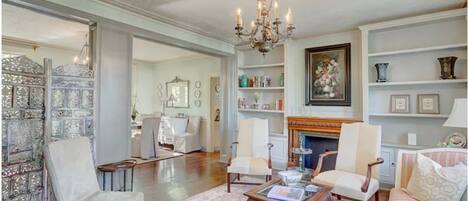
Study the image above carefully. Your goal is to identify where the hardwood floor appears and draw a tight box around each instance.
[133,151,389,201]
[133,151,226,201]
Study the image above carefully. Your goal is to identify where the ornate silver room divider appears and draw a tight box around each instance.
[2,56,48,201]
[49,63,95,152]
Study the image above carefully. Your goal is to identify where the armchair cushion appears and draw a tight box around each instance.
[313,170,379,200]
[227,157,272,175]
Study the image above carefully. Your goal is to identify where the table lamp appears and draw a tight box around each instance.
[442,98,467,147]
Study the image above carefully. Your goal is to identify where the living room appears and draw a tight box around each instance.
[1,1,467,201]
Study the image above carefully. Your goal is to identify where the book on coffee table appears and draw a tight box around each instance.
[267,185,304,201]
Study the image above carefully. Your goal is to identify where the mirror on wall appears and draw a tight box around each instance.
[166,76,190,108]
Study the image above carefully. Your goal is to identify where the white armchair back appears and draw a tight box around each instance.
[187,116,201,135]
[237,118,269,160]
[45,137,100,201]
[141,117,161,159]
[336,122,382,178]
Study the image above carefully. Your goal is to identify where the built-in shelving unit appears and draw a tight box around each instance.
[236,44,288,169]
[360,8,467,186]
[360,8,467,149]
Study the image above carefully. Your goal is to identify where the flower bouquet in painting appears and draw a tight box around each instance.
[305,43,351,106]
[313,58,341,99]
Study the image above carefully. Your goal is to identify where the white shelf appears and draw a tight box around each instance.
[369,113,449,118]
[239,63,284,69]
[368,43,467,57]
[238,108,284,114]
[368,79,467,87]
[238,87,284,90]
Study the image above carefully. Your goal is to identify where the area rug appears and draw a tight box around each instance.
[184,177,264,201]
[184,176,350,201]
[131,149,183,164]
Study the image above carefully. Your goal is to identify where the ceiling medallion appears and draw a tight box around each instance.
[235,0,295,54]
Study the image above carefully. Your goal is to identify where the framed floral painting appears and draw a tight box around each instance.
[305,43,351,106]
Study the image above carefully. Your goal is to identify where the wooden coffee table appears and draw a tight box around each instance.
[244,178,333,201]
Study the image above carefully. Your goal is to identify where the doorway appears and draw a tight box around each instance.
[129,37,222,162]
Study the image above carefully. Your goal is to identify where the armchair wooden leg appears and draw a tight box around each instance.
[237,173,240,181]
[227,173,231,193]
[336,194,341,200]
[374,191,379,201]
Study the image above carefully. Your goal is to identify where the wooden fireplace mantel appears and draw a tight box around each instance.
[287,116,360,167]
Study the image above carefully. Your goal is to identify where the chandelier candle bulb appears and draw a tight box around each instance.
[237,8,243,26]
[274,1,279,19]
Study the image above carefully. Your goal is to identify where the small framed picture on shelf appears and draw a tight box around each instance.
[417,94,440,114]
[390,94,410,113]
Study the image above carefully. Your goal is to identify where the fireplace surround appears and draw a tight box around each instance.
[287,116,360,168]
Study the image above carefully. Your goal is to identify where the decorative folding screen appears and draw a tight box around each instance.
[2,56,48,201]
[49,64,95,150]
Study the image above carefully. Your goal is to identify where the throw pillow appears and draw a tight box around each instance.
[406,153,467,201]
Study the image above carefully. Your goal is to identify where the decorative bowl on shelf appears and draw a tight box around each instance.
[278,170,303,186]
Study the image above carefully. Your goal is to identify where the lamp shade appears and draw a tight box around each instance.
[443,98,467,128]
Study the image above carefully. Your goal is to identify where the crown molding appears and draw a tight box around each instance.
[99,0,234,44]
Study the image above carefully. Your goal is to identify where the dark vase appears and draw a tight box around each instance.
[438,57,457,79]
[374,63,389,82]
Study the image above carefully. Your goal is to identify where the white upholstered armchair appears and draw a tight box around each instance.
[227,118,273,193]
[45,137,144,201]
[312,122,383,201]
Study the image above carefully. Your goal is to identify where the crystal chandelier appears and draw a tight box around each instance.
[235,0,294,54]
[73,33,90,65]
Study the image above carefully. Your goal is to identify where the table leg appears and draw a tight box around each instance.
[111,172,114,191]
[124,169,127,192]
[131,168,134,191]
[102,172,106,190]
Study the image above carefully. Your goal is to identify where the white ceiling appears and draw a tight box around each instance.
[133,37,201,62]
[2,4,89,50]
[102,0,465,43]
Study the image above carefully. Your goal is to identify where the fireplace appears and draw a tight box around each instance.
[301,133,338,171]
[287,117,360,169]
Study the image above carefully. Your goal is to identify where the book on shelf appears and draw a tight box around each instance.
[267,185,304,201]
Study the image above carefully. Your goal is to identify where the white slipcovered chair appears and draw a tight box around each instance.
[159,117,187,145]
[227,118,273,193]
[174,116,202,153]
[45,137,144,201]
[312,122,383,201]
[131,117,160,159]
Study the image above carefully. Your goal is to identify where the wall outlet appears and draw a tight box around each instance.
[408,133,417,146]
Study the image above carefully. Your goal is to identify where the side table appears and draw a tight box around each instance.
[97,159,137,191]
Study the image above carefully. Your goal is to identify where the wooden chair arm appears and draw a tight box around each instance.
[361,157,384,193]
[267,143,273,168]
[228,142,239,166]
[313,151,338,176]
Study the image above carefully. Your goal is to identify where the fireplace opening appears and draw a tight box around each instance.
[301,134,338,172]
